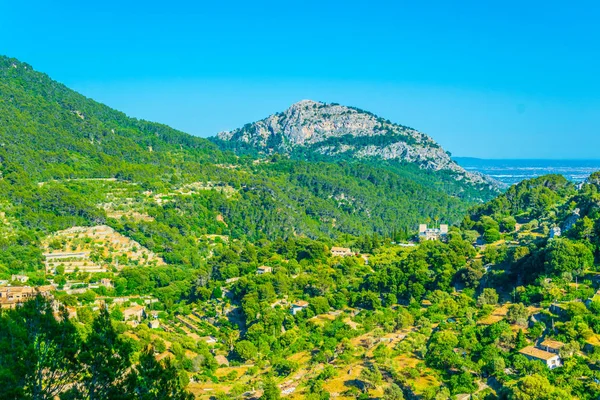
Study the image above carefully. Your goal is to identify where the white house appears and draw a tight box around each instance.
[540,339,565,354]
[519,346,562,369]
[291,300,309,315]
[331,247,353,257]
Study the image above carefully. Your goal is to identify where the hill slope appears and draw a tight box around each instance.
[0,55,489,248]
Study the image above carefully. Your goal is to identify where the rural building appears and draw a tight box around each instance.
[519,346,562,369]
[291,300,309,315]
[0,285,55,309]
[540,339,565,354]
[257,266,272,275]
[331,247,353,257]
[123,305,146,321]
[148,320,160,329]
[100,278,113,288]
[419,224,449,241]
[11,275,29,283]
[200,336,218,345]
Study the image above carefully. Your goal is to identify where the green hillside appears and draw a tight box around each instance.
[0,55,487,246]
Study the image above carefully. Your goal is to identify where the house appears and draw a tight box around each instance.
[123,305,146,321]
[291,300,309,315]
[540,339,565,354]
[148,320,160,329]
[11,275,29,283]
[331,247,353,257]
[257,266,272,275]
[549,227,562,239]
[519,346,562,369]
[0,285,55,309]
[100,278,113,288]
[199,336,218,345]
[419,224,449,241]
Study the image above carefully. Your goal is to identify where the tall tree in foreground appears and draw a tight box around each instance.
[129,346,193,400]
[0,296,80,400]
[68,307,133,399]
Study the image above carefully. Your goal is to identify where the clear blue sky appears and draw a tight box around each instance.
[2,1,599,158]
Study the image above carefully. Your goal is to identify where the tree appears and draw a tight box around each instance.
[359,364,382,393]
[261,379,280,400]
[544,238,593,275]
[128,347,193,400]
[477,288,499,306]
[383,383,404,400]
[506,303,529,326]
[234,340,257,362]
[71,307,133,399]
[515,329,527,350]
[509,374,571,399]
[0,296,80,400]
[501,216,517,233]
[481,217,501,244]
[426,331,460,370]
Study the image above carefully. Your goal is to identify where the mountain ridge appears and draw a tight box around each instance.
[217,99,498,188]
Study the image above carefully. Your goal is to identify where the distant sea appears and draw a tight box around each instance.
[454,158,600,185]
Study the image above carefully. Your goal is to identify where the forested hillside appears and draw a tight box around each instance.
[0,55,490,245]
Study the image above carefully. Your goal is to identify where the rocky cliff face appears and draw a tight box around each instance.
[218,100,496,186]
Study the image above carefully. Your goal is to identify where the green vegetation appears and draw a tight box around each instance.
[3,55,600,398]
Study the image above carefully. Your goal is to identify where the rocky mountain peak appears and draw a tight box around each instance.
[217,100,498,187]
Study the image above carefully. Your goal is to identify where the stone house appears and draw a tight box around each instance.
[123,305,146,321]
[257,266,272,275]
[330,247,353,257]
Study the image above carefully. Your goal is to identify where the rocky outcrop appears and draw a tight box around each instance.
[218,100,497,186]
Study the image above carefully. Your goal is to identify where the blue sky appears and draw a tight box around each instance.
[2,1,599,158]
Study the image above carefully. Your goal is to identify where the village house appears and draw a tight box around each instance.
[100,278,113,288]
[257,266,272,275]
[540,339,565,354]
[291,300,309,315]
[148,320,160,329]
[0,285,55,309]
[199,336,218,345]
[11,274,29,283]
[123,305,146,321]
[419,224,449,241]
[330,247,353,257]
[519,346,562,369]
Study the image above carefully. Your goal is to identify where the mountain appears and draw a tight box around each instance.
[216,100,497,189]
[0,55,485,243]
